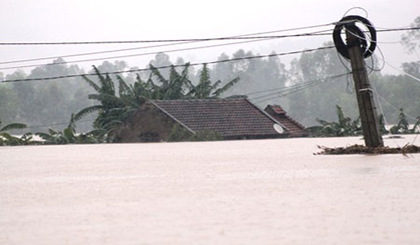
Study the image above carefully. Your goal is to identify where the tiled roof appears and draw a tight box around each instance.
[264,105,308,137]
[149,98,285,139]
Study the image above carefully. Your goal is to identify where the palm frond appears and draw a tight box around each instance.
[74,105,103,121]
[88,94,125,107]
[35,132,55,141]
[150,64,168,87]
[67,113,76,133]
[0,132,14,140]
[117,76,133,97]
[82,75,101,92]
[0,123,27,132]
[212,76,240,97]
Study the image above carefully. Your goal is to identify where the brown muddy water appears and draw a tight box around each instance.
[1,136,420,245]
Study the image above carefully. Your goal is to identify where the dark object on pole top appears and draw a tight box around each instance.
[332,14,384,148]
[333,15,377,60]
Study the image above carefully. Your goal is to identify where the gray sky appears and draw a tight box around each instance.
[1,0,419,76]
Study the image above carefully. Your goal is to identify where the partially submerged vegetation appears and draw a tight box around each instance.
[1,64,238,145]
[307,106,419,137]
[312,107,419,155]
[316,144,420,155]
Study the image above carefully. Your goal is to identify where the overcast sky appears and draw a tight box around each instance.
[1,0,419,76]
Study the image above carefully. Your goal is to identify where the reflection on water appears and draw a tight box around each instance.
[1,135,420,245]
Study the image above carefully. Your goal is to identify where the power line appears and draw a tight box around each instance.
[0,24,336,66]
[0,42,190,65]
[248,73,351,104]
[1,25,416,71]
[0,27,334,46]
[383,61,420,84]
[0,30,333,71]
[25,119,96,130]
[0,25,417,47]
[2,46,335,83]
[1,26,415,71]
[376,26,420,33]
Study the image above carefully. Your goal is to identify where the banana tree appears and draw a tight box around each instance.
[307,105,361,137]
[187,64,240,99]
[0,120,28,146]
[36,114,100,144]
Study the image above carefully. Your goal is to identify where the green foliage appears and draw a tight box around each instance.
[389,108,419,134]
[379,114,389,135]
[0,132,38,146]
[74,66,148,142]
[0,121,27,132]
[167,124,223,142]
[371,73,420,125]
[0,120,37,146]
[35,114,101,144]
[76,63,239,142]
[189,64,240,99]
[306,105,361,137]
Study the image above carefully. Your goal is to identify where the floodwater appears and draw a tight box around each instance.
[1,136,420,245]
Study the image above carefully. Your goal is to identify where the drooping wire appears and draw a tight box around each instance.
[343,27,387,73]
[25,119,96,130]
[248,72,351,104]
[380,59,420,84]
[335,51,355,94]
[372,84,420,146]
[0,29,334,71]
[1,46,336,83]
[369,81,403,147]
[0,25,336,66]
[343,7,369,19]
[0,28,334,46]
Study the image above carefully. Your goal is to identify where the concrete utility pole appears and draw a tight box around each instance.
[345,24,384,148]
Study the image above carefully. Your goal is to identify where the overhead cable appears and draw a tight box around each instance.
[0,23,336,65]
[2,46,335,83]
[0,26,416,47]
[0,30,333,71]
[0,30,332,46]
[249,72,351,103]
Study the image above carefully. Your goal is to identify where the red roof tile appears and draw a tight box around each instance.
[149,98,286,139]
[264,105,308,137]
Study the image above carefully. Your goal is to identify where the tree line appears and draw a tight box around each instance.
[1,16,419,144]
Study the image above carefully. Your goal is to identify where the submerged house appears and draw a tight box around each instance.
[264,105,308,138]
[116,98,306,142]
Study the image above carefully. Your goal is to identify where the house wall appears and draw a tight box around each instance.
[115,104,178,143]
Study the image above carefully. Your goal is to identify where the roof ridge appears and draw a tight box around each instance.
[150,97,247,103]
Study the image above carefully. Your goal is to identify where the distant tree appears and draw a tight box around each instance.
[94,60,128,74]
[401,16,420,53]
[150,52,172,67]
[286,42,356,126]
[212,49,287,101]
[402,61,420,77]
[149,52,172,78]
[188,64,240,99]
[0,83,19,123]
